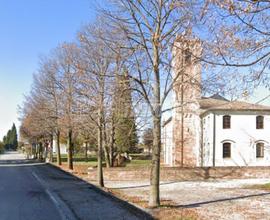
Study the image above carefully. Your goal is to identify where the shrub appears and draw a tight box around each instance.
[0,142,4,154]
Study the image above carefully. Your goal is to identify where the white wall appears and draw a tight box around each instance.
[162,120,174,166]
[203,111,270,167]
[52,140,67,155]
[202,113,214,166]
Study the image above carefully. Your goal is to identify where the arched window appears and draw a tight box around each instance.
[256,116,264,129]
[223,115,231,129]
[223,142,231,158]
[256,142,264,158]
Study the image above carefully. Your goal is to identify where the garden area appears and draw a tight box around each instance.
[53,153,152,176]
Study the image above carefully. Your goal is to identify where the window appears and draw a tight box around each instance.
[184,49,192,64]
[223,115,231,129]
[256,143,264,158]
[223,142,231,158]
[256,116,264,129]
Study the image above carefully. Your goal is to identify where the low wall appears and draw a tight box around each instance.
[88,166,270,182]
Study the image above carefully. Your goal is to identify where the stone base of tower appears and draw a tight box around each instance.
[173,137,198,167]
[172,113,201,167]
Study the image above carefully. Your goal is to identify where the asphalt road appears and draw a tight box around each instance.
[0,152,152,220]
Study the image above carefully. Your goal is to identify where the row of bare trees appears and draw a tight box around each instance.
[20,0,270,207]
[19,23,138,178]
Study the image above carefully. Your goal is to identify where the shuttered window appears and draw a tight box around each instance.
[223,115,231,129]
[223,143,231,158]
[256,116,264,129]
[256,143,264,158]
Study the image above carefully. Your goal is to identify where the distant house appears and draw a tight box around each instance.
[162,36,270,167]
[52,140,67,155]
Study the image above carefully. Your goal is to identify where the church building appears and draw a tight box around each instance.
[162,36,270,167]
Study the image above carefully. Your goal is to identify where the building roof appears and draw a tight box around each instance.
[209,94,229,101]
[199,96,270,113]
[162,95,270,126]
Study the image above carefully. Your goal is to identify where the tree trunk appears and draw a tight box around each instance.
[35,143,38,159]
[56,130,62,165]
[67,128,73,170]
[149,42,161,208]
[103,126,111,168]
[97,76,105,187]
[103,145,111,168]
[49,134,53,162]
[149,114,161,208]
[85,142,88,161]
[97,124,104,187]
[109,122,115,167]
[38,142,41,160]
[39,142,43,160]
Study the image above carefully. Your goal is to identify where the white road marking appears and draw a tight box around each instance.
[0,162,45,167]
[31,171,77,220]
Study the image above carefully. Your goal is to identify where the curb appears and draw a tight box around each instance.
[47,163,154,220]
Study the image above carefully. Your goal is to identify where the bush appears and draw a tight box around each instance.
[0,142,4,154]
[128,146,144,154]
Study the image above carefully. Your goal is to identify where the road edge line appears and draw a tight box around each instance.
[31,170,77,220]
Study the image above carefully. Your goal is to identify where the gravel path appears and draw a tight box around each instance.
[105,179,270,219]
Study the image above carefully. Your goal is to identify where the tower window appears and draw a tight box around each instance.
[256,143,264,158]
[256,116,264,129]
[184,49,192,64]
[223,115,231,129]
[223,142,231,158]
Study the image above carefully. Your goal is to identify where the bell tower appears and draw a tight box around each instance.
[172,35,202,167]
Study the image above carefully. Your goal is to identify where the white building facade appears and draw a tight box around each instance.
[202,110,270,167]
[163,97,270,167]
[52,140,67,155]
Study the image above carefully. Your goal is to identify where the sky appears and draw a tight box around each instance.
[0,1,269,140]
[0,0,97,139]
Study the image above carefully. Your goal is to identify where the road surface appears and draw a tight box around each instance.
[0,151,152,220]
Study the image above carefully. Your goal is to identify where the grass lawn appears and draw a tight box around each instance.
[53,153,151,168]
[248,182,270,190]
[55,158,151,168]
[126,159,151,167]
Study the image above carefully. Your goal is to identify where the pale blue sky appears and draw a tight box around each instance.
[0,1,269,140]
[0,0,97,139]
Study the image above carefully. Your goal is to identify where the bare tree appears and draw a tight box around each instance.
[197,0,270,97]
[77,24,115,186]
[53,43,81,170]
[34,57,63,165]
[101,0,200,207]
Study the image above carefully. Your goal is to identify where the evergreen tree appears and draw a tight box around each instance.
[2,123,18,150]
[11,123,18,150]
[143,128,153,155]
[113,71,138,153]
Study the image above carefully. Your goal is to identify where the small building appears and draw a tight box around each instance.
[163,96,270,167]
[52,140,67,155]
